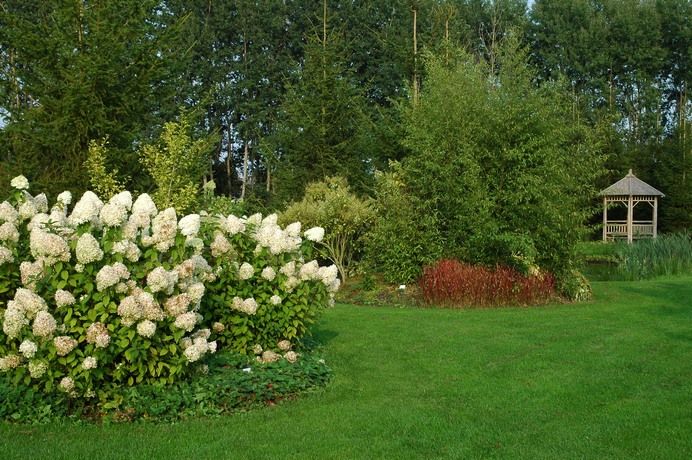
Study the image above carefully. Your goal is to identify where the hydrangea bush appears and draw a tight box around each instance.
[198,212,339,362]
[0,177,337,402]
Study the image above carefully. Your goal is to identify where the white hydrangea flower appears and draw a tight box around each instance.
[186,282,206,303]
[86,322,110,348]
[27,212,50,232]
[318,264,339,286]
[14,288,48,320]
[278,340,291,351]
[284,351,298,363]
[247,213,262,227]
[285,222,302,237]
[0,201,19,225]
[280,261,296,277]
[210,232,232,257]
[173,311,197,332]
[225,215,246,235]
[68,191,103,226]
[60,376,75,392]
[54,290,76,307]
[304,226,325,242]
[100,202,128,227]
[18,199,37,221]
[137,320,157,338]
[19,340,38,358]
[56,191,72,206]
[0,354,22,371]
[29,228,71,264]
[33,311,57,337]
[0,222,19,243]
[261,266,276,281]
[117,295,144,323]
[53,336,78,356]
[178,214,200,237]
[212,322,225,332]
[163,293,191,317]
[34,193,48,213]
[75,233,104,264]
[96,265,122,292]
[82,356,97,370]
[131,193,157,218]
[109,191,133,210]
[151,207,178,252]
[238,262,254,281]
[299,260,320,281]
[147,266,178,294]
[28,361,48,379]
[0,246,14,265]
[10,175,30,190]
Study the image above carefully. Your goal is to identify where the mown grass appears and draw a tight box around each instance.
[1,276,691,459]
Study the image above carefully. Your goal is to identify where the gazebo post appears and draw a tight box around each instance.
[627,194,633,244]
[603,196,608,242]
[653,196,658,238]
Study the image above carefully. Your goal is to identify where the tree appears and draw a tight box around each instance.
[269,2,373,204]
[0,0,189,198]
[401,39,606,278]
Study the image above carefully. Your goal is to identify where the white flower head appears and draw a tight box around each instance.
[29,361,48,379]
[100,202,128,227]
[0,222,20,243]
[75,233,104,264]
[56,191,72,206]
[0,246,14,265]
[109,191,133,211]
[82,356,98,370]
[131,193,157,217]
[304,227,325,242]
[32,311,57,337]
[19,340,38,358]
[137,320,157,338]
[270,295,282,306]
[68,191,103,227]
[238,262,254,281]
[261,266,276,281]
[0,201,19,225]
[225,215,246,235]
[179,214,201,237]
[55,290,76,307]
[285,222,302,237]
[10,175,30,190]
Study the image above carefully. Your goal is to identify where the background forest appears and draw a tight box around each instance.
[1,0,690,290]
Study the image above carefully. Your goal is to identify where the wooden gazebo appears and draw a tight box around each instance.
[600,170,664,243]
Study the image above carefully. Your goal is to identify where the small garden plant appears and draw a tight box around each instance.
[0,176,338,421]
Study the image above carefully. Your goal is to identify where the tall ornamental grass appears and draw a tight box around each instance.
[0,176,337,404]
[616,232,692,280]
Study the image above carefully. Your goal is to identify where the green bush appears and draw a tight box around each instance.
[362,164,443,284]
[280,176,375,281]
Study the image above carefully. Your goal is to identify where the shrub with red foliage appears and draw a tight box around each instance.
[419,259,556,307]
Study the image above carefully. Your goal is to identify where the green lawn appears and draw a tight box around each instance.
[2,276,691,459]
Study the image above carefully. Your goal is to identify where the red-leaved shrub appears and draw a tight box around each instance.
[419,259,556,307]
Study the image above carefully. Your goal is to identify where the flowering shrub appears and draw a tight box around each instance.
[0,176,337,403]
[419,259,556,307]
[198,212,339,358]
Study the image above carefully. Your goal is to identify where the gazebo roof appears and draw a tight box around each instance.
[600,170,664,197]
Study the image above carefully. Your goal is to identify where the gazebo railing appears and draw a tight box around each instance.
[604,220,655,241]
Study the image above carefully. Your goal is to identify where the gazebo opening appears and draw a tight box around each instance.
[600,170,665,243]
